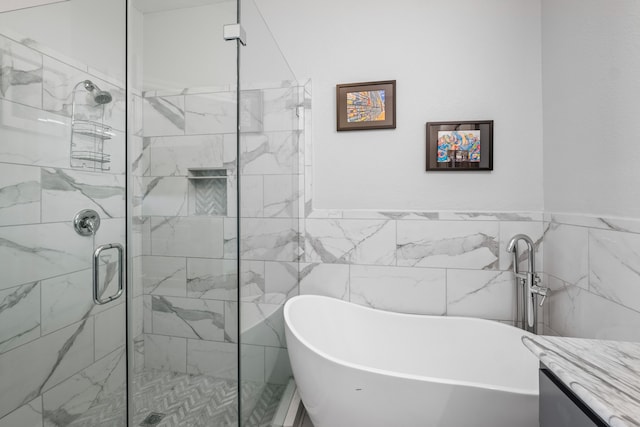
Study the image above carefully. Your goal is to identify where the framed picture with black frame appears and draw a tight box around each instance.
[336,80,396,131]
[426,120,493,171]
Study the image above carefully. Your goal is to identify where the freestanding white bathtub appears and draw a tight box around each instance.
[284,295,539,427]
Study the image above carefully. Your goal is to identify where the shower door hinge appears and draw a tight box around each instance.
[223,24,246,46]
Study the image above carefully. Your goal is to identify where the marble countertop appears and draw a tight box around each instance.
[522,335,640,427]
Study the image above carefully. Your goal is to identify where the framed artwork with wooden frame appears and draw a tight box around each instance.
[336,80,396,131]
[426,120,494,171]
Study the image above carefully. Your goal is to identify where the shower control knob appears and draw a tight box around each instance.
[74,209,101,236]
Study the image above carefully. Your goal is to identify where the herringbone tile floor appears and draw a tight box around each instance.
[67,370,285,427]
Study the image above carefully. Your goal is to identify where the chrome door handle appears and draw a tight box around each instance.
[93,243,124,305]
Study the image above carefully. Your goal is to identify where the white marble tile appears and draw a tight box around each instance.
[499,221,544,272]
[40,269,92,335]
[42,348,125,427]
[0,35,42,109]
[186,340,263,383]
[139,176,188,217]
[0,397,42,427]
[0,282,40,354]
[0,317,94,419]
[240,302,285,348]
[184,92,236,135]
[131,295,144,338]
[440,211,543,221]
[222,132,238,168]
[144,334,187,373]
[152,296,225,341]
[143,95,185,137]
[264,261,298,304]
[187,258,239,301]
[240,218,298,262]
[223,217,238,259]
[41,168,125,222]
[0,162,40,227]
[131,216,151,257]
[589,228,640,312]
[446,269,515,321]
[143,296,152,334]
[341,211,440,220]
[239,260,266,302]
[543,222,589,288]
[305,219,396,265]
[148,134,224,176]
[130,256,143,298]
[547,277,640,341]
[150,216,223,258]
[142,256,186,297]
[239,89,264,133]
[0,222,90,290]
[0,99,70,169]
[396,220,499,269]
[303,165,313,217]
[186,339,237,379]
[225,173,237,218]
[240,344,266,383]
[263,174,299,218]
[262,87,297,132]
[240,175,264,218]
[130,135,149,177]
[265,347,292,385]
[349,265,446,315]
[224,301,238,343]
[94,303,125,360]
[299,263,350,300]
[131,93,144,137]
[133,334,145,374]
[240,132,298,175]
[548,212,640,234]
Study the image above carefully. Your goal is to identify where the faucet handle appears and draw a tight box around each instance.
[530,283,549,306]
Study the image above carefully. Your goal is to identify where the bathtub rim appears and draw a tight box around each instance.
[284,294,538,396]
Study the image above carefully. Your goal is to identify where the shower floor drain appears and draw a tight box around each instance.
[140,412,166,426]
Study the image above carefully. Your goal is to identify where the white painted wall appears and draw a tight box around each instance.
[142,1,236,91]
[141,0,295,91]
[0,0,125,82]
[541,0,640,218]
[256,0,544,211]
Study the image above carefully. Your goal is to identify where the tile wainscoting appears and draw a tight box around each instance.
[543,213,640,341]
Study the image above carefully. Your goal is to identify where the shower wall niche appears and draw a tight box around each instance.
[134,81,302,387]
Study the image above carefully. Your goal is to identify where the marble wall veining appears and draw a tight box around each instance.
[0,31,127,426]
[133,80,302,389]
[543,214,640,341]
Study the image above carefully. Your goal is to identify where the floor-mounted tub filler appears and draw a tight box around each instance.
[284,295,539,427]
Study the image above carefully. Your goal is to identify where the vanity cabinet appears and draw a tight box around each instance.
[539,365,608,427]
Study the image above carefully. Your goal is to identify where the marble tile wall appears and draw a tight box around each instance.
[0,32,127,425]
[300,211,545,325]
[135,81,302,387]
[543,213,640,341]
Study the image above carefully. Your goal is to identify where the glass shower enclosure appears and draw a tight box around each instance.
[0,0,301,426]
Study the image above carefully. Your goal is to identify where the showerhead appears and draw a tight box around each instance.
[82,79,112,105]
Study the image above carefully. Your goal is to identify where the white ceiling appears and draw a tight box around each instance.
[132,0,231,14]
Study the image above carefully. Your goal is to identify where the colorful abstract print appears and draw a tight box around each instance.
[437,130,481,162]
[346,90,386,122]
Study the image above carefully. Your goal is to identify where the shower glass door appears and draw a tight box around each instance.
[238,0,301,425]
[0,1,128,426]
[128,0,240,426]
